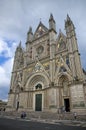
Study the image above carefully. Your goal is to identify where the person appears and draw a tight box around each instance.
[21,111,24,118]
[23,111,26,118]
[21,111,26,119]
[74,112,77,120]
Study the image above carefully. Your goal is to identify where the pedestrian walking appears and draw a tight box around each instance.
[74,112,77,120]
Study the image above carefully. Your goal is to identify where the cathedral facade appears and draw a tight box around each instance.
[7,14,86,113]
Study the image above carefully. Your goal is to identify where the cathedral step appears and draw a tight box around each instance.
[1,111,86,121]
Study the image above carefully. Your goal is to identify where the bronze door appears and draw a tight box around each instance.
[35,94,42,111]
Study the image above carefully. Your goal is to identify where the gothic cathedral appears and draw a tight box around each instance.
[7,14,86,113]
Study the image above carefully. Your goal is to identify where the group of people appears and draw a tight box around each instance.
[21,111,26,119]
[20,110,77,120]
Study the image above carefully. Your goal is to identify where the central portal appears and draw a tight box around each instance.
[35,94,42,111]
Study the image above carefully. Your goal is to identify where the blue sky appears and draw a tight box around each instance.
[0,0,86,101]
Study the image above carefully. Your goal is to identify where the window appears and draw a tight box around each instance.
[35,84,42,90]
[59,66,67,72]
[36,46,44,54]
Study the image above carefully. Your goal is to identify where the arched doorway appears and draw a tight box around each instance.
[25,73,50,112]
[58,75,70,112]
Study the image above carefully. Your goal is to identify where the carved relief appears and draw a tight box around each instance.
[43,62,49,70]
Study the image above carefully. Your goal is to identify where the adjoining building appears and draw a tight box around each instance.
[0,100,7,111]
[7,14,86,113]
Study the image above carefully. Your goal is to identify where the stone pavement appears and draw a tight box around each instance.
[2,115,86,128]
[0,113,86,128]
[27,118,86,127]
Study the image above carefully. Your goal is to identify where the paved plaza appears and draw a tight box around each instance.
[0,115,86,130]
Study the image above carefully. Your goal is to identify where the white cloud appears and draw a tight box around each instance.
[0,37,16,91]
[0,60,13,100]
[0,38,7,54]
[0,36,17,100]
[0,57,13,101]
[0,66,8,87]
[0,38,17,57]
[0,58,13,88]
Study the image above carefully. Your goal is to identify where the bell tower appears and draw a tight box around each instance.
[13,41,23,71]
[49,14,57,82]
[65,15,83,80]
[10,41,24,90]
[26,26,33,51]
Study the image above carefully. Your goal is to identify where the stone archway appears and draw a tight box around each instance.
[58,75,69,96]
[25,73,50,111]
[58,75,70,112]
[25,73,49,90]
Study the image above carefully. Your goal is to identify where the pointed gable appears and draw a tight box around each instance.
[33,21,49,39]
[55,55,72,80]
[56,30,66,51]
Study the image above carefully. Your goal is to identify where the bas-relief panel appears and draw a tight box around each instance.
[44,90,49,108]
[23,67,33,78]
[70,85,85,108]
[48,89,56,107]
[19,93,28,108]
[27,92,33,108]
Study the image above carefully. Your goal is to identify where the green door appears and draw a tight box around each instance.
[35,94,42,111]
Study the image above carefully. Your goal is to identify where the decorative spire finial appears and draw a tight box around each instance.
[27,26,33,34]
[19,41,21,47]
[67,14,70,21]
[49,13,54,20]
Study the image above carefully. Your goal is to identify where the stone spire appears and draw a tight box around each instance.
[65,14,83,80]
[49,13,57,82]
[65,14,75,29]
[49,13,56,33]
[67,14,71,21]
[27,26,33,34]
[19,41,21,47]
[27,26,33,42]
